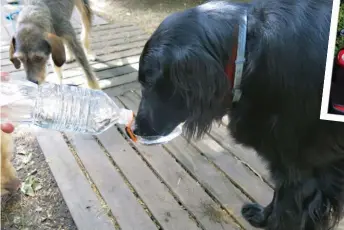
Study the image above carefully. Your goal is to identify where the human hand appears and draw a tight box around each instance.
[1,72,15,134]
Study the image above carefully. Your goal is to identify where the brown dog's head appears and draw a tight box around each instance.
[9,24,66,84]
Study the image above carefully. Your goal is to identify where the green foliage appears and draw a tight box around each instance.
[336,3,344,53]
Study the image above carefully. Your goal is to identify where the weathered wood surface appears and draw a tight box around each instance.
[36,130,115,230]
[1,4,276,229]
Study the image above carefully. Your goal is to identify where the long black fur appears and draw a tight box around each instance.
[134,0,344,229]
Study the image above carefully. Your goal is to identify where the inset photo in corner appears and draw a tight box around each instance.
[321,0,344,122]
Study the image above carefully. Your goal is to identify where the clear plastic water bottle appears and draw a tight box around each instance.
[1,80,133,135]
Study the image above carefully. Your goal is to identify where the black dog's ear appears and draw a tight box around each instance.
[169,50,231,138]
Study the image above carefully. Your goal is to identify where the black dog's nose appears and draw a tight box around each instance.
[131,117,160,137]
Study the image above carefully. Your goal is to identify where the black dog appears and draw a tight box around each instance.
[133,0,344,229]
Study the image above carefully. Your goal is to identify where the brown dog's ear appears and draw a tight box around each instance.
[45,33,66,67]
[9,37,21,69]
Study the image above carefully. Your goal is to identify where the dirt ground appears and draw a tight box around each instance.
[1,127,77,230]
[1,0,203,229]
[90,0,206,34]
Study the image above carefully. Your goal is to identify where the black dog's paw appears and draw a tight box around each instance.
[241,203,267,228]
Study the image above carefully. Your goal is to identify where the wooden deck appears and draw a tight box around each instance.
[1,3,274,230]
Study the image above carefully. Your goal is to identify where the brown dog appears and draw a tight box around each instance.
[9,0,100,89]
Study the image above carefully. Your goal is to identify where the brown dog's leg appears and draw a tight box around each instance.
[63,39,76,63]
[49,57,63,84]
[58,21,99,89]
[75,0,96,61]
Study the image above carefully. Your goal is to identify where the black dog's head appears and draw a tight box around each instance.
[134,2,247,139]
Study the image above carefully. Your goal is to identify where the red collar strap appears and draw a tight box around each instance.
[225,43,238,91]
[224,12,248,102]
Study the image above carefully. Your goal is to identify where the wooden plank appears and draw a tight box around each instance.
[0,27,145,55]
[88,26,146,40]
[91,40,146,56]
[118,91,255,229]
[191,136,273,205]
[63,71,138,89]
[0,27,146,59]
[59,48,142,72]
[0,24,141,56]
[44,56,140,80]
[77,23,134,33]
[1,65,137,91]
[1,39,146,60]
[104,81,141,97]
[0,23,135,54]
[1,13,11,43]
[66,134,158,230]
[0,45,10,53]
[35,130,115,230]
[97,127,202,230]
[0,40,10,46]
[113,97,240,230]
[71,9,82,27]
[0,40,144,70]
[72,10,107,27]
[208,127,272,185]
[2,46,142,75]
[57,62,139,81]
[1,13,15,37]
[92,14,108,25]
[91,33,149,50]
